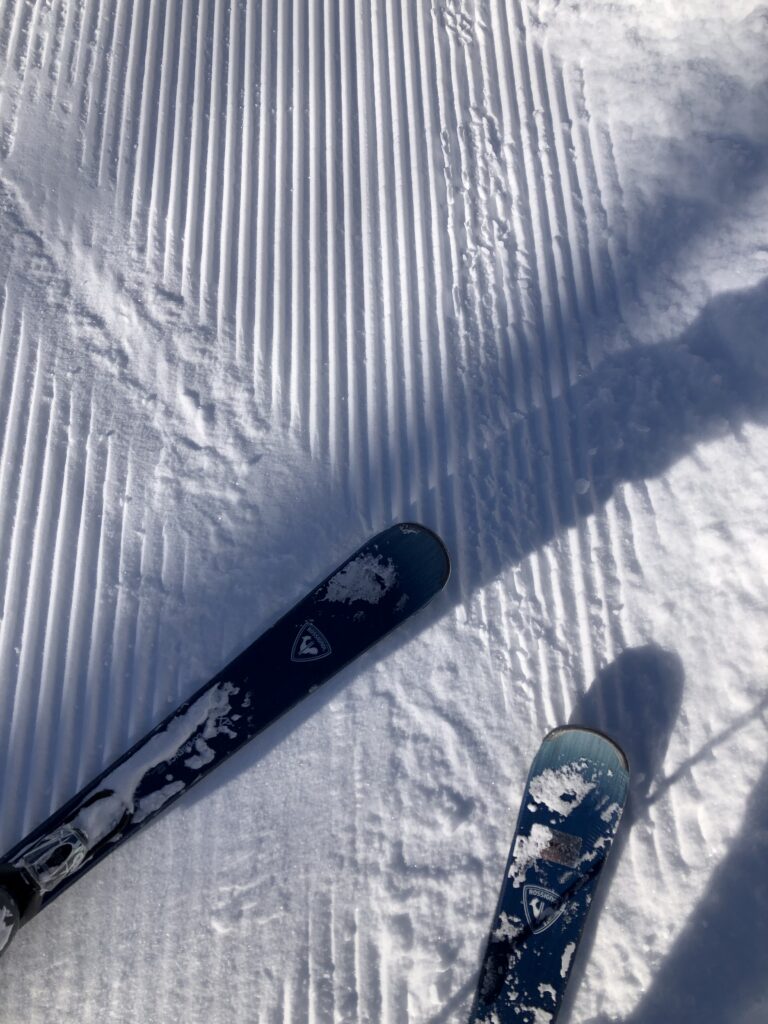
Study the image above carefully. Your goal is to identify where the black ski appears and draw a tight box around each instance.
[468,726,629,1023]
[0,523,450,958]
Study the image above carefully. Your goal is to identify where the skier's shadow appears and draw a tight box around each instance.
[568,644,685,815]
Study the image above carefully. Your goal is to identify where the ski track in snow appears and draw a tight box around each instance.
[0,1,767,1021]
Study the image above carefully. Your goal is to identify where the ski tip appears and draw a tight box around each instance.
[383,522,451,590]
[399,521,450,570]
[541,725,630,775]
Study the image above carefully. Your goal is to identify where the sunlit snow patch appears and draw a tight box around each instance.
[508,824,560,887]
[70,682,240,847]
[322,553,397,604]
[528,762,596,816]
[561,941,577,978]
[492,910,524,942]
[518,1004,554,1023]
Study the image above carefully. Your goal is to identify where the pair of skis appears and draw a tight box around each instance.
[0,522,628,1024]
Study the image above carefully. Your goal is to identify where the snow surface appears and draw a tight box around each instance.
[0,0,767,1022]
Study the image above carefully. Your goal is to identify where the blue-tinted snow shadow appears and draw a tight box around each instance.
[445,272,768,580]
[567,645,684,808]
[108,246,768,840]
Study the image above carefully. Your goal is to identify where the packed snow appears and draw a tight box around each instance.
[72,682,240,840]
[0,0,767,1022]
[323,554,399,605]
[527,766,595,818]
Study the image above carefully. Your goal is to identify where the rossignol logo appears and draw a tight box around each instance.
[523,885,565,935]
[291,622,332,662]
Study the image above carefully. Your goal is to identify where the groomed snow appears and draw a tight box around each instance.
[0,1,767,1022]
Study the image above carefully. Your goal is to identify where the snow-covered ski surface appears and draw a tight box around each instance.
[468,728,629,1023]
[0,1,766,1021]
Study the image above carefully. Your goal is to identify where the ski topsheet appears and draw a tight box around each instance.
[0,523,450,958]
[468,726,629,1024]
